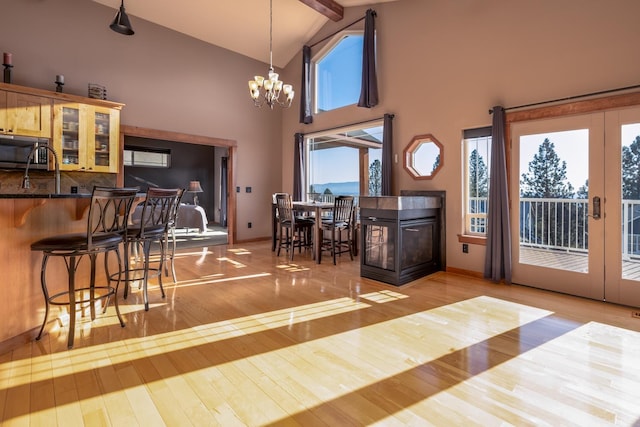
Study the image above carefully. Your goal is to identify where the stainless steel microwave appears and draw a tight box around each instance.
[0,135,49,170]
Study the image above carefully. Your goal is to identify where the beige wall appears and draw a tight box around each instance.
[281,0,640,274]
[4,0,640,273]
[2,0,282,241]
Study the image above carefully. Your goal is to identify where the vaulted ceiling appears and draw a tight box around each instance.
[92,0,400,68]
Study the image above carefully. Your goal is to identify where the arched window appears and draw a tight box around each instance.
[314,31,363,113]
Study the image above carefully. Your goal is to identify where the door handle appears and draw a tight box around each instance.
[592,196,601,220]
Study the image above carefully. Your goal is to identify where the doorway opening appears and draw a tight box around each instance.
[118,125,237,245]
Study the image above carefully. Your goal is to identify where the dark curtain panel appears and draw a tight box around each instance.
[299,45,313,124]
[220,157,228,227]
[357,9,379,108]
[293,133,305,200]
[484,106,512,283]
[382,113,394,195]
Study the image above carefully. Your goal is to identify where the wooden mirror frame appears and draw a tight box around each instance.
[403,134,444,180]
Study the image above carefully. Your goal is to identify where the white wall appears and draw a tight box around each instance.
[281,0,640,274]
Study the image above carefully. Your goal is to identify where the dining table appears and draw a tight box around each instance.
[271,200,334,263]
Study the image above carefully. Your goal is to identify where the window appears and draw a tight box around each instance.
[463,127,492,235]
[306,121,384,204]
[124,146,171,168]
[314,31,363,113]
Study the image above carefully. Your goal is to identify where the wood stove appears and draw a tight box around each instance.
[360,194,444,286]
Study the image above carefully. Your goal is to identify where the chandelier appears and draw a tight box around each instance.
[248,0,294,109]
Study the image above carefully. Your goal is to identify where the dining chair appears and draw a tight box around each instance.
[320,195,355,265]
[275,193,314,260]
[119,187,181,311]
[30,186,139,349]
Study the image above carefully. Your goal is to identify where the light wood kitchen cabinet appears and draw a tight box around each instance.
[0,90,51,138]
[53,102,120,173]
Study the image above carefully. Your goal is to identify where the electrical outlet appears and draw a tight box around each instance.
[462,243,469,253]
[632,311,640,319]
[248,222,252,228]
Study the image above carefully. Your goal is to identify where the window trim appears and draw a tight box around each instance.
[461,127,492,242]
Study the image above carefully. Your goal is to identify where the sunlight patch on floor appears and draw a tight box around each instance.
[0,296,370,389]
[220,295,554,425]
[383,321,640,426]
[359,289,409,304]
[1,295,561,426]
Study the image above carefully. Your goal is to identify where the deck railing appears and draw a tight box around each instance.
[469,197,640,260]
[519,198,588,253]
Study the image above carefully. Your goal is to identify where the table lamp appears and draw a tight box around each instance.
[187,180,203,205]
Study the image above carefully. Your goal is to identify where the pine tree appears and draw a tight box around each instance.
[369,159,382,196]
[576,179,589,199]
[468,149,489,197]
[520,138,574,198]
[519,138,576,248]
[622,135,640,200]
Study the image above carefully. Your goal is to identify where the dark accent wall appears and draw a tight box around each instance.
[124,136,215,222]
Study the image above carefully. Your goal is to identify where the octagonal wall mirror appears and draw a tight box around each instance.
[403,134,444,180]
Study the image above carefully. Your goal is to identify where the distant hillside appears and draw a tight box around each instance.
[311,181,359,196]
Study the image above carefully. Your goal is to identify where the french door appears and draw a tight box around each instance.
[510,105,640,306]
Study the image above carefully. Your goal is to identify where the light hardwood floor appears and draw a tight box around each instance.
[2,241,640,426]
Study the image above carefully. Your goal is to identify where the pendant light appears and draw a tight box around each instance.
[110,0,135,36]
[248,0,294,108]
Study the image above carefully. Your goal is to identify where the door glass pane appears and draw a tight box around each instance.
[621,123,640,280]
[519,129,589,272]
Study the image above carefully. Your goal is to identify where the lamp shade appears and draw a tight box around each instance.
[187,181,203,193]
[110,0,135,35]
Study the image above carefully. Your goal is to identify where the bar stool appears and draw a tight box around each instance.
[162,188,185,283]
[30,186,138,349]
[119,187,181,311]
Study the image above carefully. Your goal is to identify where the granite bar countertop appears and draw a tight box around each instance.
[0,193,92,199]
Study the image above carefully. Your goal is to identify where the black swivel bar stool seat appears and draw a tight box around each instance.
[118,187,181,311]
[30,186,138,349]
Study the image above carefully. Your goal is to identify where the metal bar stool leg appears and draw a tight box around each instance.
[89,253,97,321]
[36,255,51,341]
[67,255,77,349]
[112,247,125,327]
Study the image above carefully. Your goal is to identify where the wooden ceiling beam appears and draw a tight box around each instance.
[298,0,344,22]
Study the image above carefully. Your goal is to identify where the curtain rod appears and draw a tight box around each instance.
[302,114,392,137]
[309,11,375,48]
[489,83,640,114]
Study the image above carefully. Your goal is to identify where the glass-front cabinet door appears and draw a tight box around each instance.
[57,105,83,169]
[90,107,119,173]
[53,102,119,173]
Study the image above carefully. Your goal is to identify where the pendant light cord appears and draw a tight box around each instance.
[269,0,274,70]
